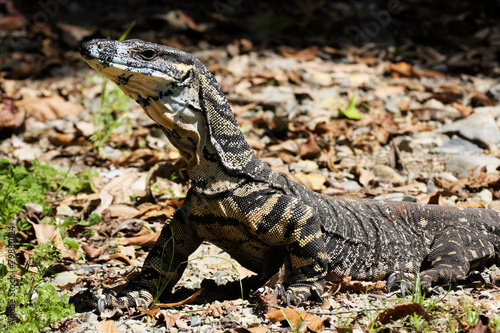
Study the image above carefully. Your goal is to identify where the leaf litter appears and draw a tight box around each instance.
[1,1,500,332]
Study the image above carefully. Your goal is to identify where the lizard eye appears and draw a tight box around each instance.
[139,49,157,61]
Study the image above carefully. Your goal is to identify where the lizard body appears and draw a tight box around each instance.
[79,39,500,311]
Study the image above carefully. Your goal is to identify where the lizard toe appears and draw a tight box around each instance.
[387,272,401,292]
[275,283,286,299]
[311,286,323,302]
[285,290,295,307]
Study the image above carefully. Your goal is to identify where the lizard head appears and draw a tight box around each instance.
[80,38,268,183]
[79,38,203,130]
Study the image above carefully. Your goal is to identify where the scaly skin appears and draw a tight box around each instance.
[79,39,500,313]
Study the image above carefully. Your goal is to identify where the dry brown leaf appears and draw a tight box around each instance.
[137,305,160,316]
[457,200,485,209]
[466,315,489,333]
[279,46,318,61]
[473,90,496,106]
[334,276,387,293]
[113,148,163,167]
[452,102,474,117]
[235,326,269,333]
[48,132,86,146]
[389,62,416,78]
[0,103,24,130]
[294,172,326,191]
[300,132,321,159]
[96,320,119,333]
[108,253,133,265]
[206,300,237,317]
[81,244,109,259]
[96,252,133,265]
[175,10,199,30]
[14,96,83,122]
[418,192,445,205]
[376,302,430,325]
[30,222,76,260]
[373,85,405,98]
[0,15,26,31]
[158,311,179,329]
[265,307,329,332]
[156,289,203,308]
[119,226,162,247]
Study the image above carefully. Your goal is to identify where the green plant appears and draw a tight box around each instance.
[0,159,96,240]
[90,21,135,157]
[338,87,362,120]
[0,268,74,332]
[90,81,131,156]
[281,309,306,333]
[0,241,73,332]
[461,295,481,326]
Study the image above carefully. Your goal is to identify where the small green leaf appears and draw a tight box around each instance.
[118,20,136,41]
[338,88,362,120]
[63,237,79,250]
[81,212,102,226]
[0,263,7,279]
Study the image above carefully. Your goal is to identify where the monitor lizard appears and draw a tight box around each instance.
[79,38,500,313]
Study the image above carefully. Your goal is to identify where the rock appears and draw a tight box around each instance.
[290,160,319,173]
[373,193,405,201]
[431,136,482,155]
[80,312,98,323]
[439,113,500,150]
[474,106,500,118]
[12,145,43,160]
[488,82,500,99]
[56,204,75,216]
[190,315,202,327]
[431,172,459,183]
[371,164,406,185]
[490,201,500,211]
[396,132,447,153]
[341,180,361,191]
[51,271,79,289]
[74,121,94,137]
[445,155,500,178]
[473,189,493,206]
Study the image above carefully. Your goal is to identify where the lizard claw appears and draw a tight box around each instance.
[311,286,323,302]
[275,283,286,299]
[251,287,267,297]
[387,272,414,296]
[285,290,295,307]
[387,272,400,292]
[429,286,445,295]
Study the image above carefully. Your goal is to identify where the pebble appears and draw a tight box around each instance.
[445,155,500,178]
[75,121,95,137]
[474,106,500,118]
[431,136,482,155]
[439,113,500,150]
[191,315,202,327]
[396,132,446,153]
[373,193,405,201]
[50,271,79,288]
[12,145,43,160]
[290,160,319,172]
[372,164,406,185]
[341,180,362,191]
[473,189,493,206]
[80,312,98,323]
[488,83,500,99]
[431,172,459,183]
[56,204,75,216]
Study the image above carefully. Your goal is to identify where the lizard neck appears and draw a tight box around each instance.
[137,76,273,194]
